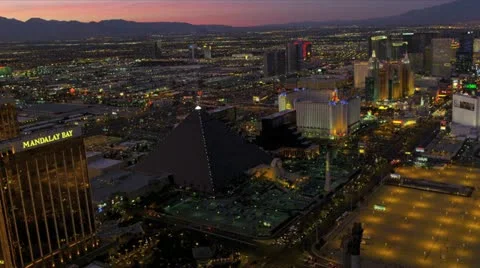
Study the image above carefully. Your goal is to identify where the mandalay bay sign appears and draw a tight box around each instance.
[22,129,75,149]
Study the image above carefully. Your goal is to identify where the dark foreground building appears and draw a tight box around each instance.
[257,110,311,150]
[341,222,363,268]
[136,108,272,194]
[0,126,96,267]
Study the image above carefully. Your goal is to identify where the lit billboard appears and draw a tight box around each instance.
[454,100,475,111]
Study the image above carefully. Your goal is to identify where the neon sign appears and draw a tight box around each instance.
[465,83,477,90]
[22,130,74,149]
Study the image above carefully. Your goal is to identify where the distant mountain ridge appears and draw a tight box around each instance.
[0,0,479,41]
[357,0,480,26]
[264,0,480,28]
[0,17,234,41]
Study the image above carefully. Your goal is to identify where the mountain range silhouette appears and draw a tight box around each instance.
[0,0,478,42]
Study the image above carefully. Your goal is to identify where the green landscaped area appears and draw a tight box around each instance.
[164,180,312,237]
[164,152,360,238]
[283,150,359,197]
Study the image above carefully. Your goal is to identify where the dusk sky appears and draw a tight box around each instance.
[2,0,455,26]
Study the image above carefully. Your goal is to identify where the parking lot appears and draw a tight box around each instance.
[322,165,480,267]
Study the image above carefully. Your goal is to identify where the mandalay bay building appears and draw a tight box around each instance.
[0,126,96,267]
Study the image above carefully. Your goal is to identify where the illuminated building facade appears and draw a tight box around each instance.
[378,68,389,100]
[452,86,480,129]
[278,89,360,138]
[474,39,480,54]
[294,75,348,90]
[369,35,391,61]
[354,61,369,89]
[0,100,19,141]
[0,127,96,267]
[300,41,312,61]
[286,40,312,73]
[366,51,414,102]
[431,38,456,78]
[474,39,480,70]
[474,49,480,67]
[391,41,408,61]
[367,51,381,101]
[400,55,415,97]
[365,77,376,102]
[203,44,212,59]
[278,89,332,112]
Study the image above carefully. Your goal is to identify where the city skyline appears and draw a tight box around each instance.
[1,0,480,266]
[2,0,455,26]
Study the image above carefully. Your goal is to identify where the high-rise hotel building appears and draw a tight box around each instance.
[0,126,96,267]
[0,99,19,141]
[278,89,361,138]
[431,38,456,78]
[286,40,312,73]
[365,51,414,102]
[264,50,286,77]
[369,35,391,61]
[353,61,369,89]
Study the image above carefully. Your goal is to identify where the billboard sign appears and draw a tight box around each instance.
[416,147,425,153]
[390,174,401,179]
[458,101,475,111]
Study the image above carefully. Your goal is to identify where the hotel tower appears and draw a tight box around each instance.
[0,126,96,267]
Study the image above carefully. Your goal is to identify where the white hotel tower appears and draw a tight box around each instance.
[278,88,361,138]
[453,93,480,128]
